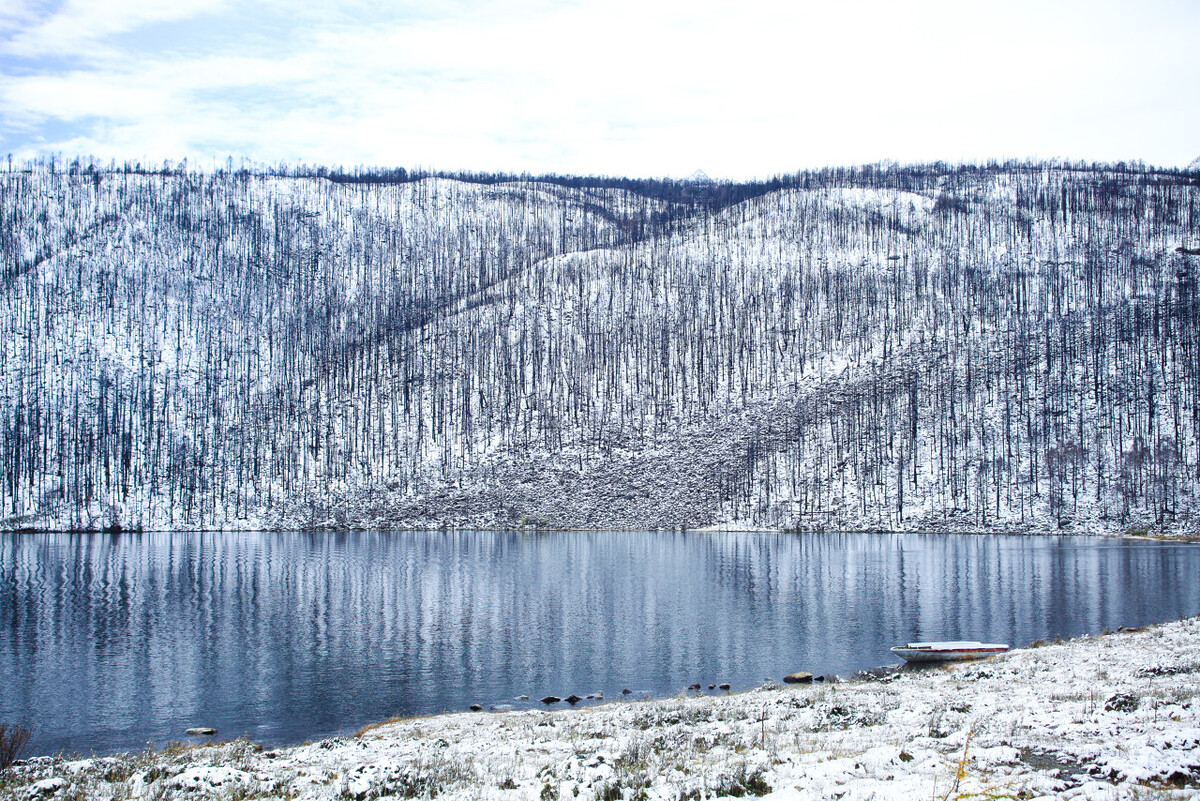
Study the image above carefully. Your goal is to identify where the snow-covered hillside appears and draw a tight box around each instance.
[1,162,1198,533]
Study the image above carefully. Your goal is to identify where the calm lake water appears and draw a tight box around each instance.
[3,531,1199,756]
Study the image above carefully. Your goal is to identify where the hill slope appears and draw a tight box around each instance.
[1,162,1198,533]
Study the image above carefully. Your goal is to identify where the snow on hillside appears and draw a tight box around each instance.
[1,162,1198,534]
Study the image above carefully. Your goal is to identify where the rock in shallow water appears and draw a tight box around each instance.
[185,727,217,736]
[540,695,561,704]
[784,672,814,684]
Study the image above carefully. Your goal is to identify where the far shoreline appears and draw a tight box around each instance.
[5,523,1200,541]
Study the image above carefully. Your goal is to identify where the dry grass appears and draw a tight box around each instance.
[353,717,408,739]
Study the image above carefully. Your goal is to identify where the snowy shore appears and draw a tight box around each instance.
[5,616,1200,800]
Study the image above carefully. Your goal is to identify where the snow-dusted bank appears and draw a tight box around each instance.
[5,617,1199,800]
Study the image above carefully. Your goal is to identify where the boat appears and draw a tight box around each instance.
[889,641,1009,663]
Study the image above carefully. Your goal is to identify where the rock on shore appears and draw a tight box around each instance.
[5,616,1200,799]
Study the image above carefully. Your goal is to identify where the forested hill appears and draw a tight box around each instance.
[2,161,1199,534]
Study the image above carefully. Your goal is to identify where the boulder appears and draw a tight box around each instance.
[621,688,632,695]
[719,683,731,690]
[29,778,67,797]
[1105,693,1139,712]
[168,767,250,792]
[469,704,483,711]
[687,683,701,690]
[783,672,814,684]
[540,696,561,704]
[565,694,582,704]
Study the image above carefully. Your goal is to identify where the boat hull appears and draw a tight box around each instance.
[890,642,1009,663]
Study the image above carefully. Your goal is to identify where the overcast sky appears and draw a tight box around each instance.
[0,0,1196,179]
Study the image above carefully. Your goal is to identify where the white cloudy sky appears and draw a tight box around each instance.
[0,0,1196,178]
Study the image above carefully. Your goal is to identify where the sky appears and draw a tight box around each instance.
[0,0,1197,179]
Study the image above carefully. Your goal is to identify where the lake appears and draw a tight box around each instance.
[2,531,1199,757]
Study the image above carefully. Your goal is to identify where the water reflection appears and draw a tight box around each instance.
[1,531,1197,756]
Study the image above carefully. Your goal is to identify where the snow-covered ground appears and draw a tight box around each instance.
[5,616,1198,800]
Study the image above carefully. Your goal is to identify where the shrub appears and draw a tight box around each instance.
[711,765,772,798]
[0,723,32,771]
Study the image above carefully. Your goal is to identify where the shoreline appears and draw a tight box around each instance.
[6,525,1200,542]
[5,616,1199,800]
[7,530,1199,767]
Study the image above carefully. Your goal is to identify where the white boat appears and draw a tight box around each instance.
[890,641,1009,662]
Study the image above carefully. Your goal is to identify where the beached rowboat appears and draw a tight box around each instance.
[890,641,1009,662]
